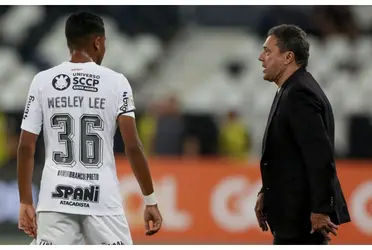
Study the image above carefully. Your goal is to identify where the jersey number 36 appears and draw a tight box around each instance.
[50,113,103,168]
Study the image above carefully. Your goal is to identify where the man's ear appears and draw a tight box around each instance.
[284,51,295,66]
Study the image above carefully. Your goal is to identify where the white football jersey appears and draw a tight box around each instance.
[21,61,135,215]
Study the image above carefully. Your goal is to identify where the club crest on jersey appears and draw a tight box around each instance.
[52,74,71,91]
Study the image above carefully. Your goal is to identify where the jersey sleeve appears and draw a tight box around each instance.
[117,74,135,118]
[21,75,43,135]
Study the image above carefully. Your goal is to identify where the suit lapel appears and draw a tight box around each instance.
[267,88,284,129]
[262,89,284,154]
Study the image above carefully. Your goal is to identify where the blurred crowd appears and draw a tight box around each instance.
[1,5,372,170]
[135,96,250,159]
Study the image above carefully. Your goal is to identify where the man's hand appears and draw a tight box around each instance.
[18,203,37,238]
[310,213,338,241]
[255,193,268,231]
[144,204,162,236]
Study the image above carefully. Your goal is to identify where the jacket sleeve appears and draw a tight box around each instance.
[287,87,335,214]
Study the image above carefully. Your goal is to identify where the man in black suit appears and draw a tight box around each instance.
[254,24,351,245]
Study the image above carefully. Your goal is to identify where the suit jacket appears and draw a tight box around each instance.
[259,67,351,239]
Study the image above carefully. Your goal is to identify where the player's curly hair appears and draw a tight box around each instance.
[65,11,105,49]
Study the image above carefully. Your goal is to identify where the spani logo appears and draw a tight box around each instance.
[52,74,71,91]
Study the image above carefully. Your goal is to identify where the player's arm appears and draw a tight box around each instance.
[17,75,42,238]
[118,116,162,235]
[116,75,162,236]
[17,130,38,204]
[116,75,156,202]
[17,130,38,238]
[118,116,154,196]
[17,77,43,205]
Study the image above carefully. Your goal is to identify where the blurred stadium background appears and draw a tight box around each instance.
[0,5,372,244]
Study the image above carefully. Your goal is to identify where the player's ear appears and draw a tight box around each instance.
[94,37,100,51]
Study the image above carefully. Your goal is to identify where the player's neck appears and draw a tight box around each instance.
[69,50,94,64]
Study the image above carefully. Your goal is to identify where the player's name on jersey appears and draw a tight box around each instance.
[47,96,106,110]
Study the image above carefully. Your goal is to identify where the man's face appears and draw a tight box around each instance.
[258,35,287,82]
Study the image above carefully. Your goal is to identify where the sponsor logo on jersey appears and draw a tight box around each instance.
[119,91,134,113]
[72,72,100,92]
[23,95,35,120]
[39,239,53,245]
[52,74,71,91]
[51,184,100,208]
[102,241,125,245]
[57,170,99,181]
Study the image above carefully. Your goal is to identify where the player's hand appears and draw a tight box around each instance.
[144,204,162,236]
[255,193,268,232]
[18,203,37,238]
[310,213,338,241]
